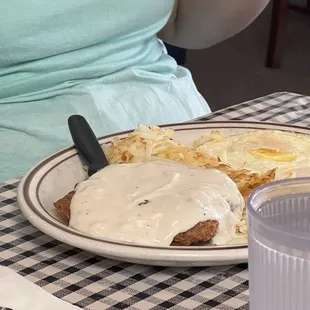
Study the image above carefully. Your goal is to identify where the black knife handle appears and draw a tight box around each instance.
[68,115,109,176]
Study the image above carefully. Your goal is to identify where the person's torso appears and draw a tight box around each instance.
[0,0,174,101]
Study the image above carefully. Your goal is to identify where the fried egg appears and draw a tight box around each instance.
[193,130,310,180]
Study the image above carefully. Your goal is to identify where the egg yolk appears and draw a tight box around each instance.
[248,148,296,162]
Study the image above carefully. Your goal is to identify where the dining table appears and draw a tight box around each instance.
[1,91,310,310]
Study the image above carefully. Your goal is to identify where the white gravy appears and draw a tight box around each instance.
[70,161,244,246]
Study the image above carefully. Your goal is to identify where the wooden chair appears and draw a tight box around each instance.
[266,0,310,68]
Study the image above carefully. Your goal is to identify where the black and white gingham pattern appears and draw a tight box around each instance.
[201,92,310,127]
[1,92,310,309]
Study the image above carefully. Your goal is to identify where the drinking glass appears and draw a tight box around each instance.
[248,178,310,310]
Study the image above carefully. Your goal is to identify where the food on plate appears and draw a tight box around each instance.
[55,161,245,246]
[192,128,310,236]
[106,124,222,168]
[193,129,310,180]
[104,124,277,237]
[54,124,281,246]
[105,125,276,199]
[55,190,74,221]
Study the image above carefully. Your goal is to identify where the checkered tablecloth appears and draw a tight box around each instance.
[1,92,310,310]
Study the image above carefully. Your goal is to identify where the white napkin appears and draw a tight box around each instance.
[0,266,81,310]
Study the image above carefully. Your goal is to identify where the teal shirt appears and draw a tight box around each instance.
[0,0,210,181]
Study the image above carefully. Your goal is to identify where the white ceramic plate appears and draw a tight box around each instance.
[17,121,310,267]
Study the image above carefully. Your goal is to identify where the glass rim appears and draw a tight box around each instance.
[247,177,310,243]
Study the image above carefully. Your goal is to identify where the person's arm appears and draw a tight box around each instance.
[159,0,270,49]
